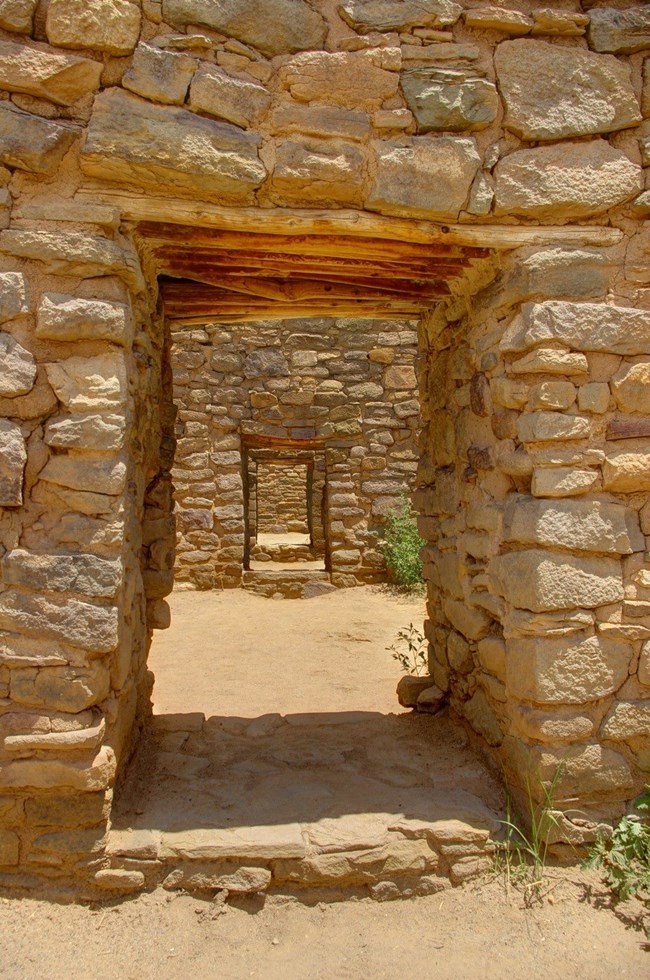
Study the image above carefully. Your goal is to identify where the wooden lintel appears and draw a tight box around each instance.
[75,187,624,249]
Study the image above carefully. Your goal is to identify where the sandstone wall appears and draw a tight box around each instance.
[170,316,419,589]
[0,0,647,893]
[256,463,310,535]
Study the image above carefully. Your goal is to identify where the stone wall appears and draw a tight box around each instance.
[0,0,648,893]
[170,315,419,589]
[257,463,309,535]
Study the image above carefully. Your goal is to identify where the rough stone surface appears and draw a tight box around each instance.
[503,496,641,555]
[0,332,36,397]
[491,550,624,612]
[367,136,480,219]
[0,419,26,506]
[280,51,399,111]
[516,412,590,443]
[501,302,650,356]
[163,0,327,58]
[189,64,272,130]
[0,0,36,34]
[37,295,132,346]
[495,40,640,140]
[2,550,122,599]
[0,40,103,107]
[587,7,650,55]
[401,68,498,132]
[82,89,266,205]
[0,102,76,174]
[0,590,118,654]
[611,362,650,413]
[270,137,366,207]
[123,43,196,107]
[506,635,631,704]
[603,449,650,492]
[339,0,462,32]
[494,141,641,219]
[531,468,599,499]
[45,355,127,412]
[602,701,650,741]
[46,0,141,55]
[45,414,125,452]
[0,272,27,324]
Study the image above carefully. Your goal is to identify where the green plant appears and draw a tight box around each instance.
[387,622,427,675]
[379,497,425,589]
[585,785,650,932]
[493,768,564,905]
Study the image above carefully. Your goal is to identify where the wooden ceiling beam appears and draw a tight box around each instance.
[160,276,450,301]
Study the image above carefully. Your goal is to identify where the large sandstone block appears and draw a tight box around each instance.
[189,64,271,130]
[0,0,36,34]
[270,103,370,142]
[516,412,590,443]
[339,0,462,31]
[0,332,36,397]
[0,39,102,107]
[494,140,641,219]
[123,43,196,107]
[37,294,132,347]
[270,137,366,207]
[503,496,642,555]
[10,662,110,712]
[46,0,141,56]
[0,102,76,174]
[501,301,650,356]
[531,467,598,499]
[401,68,498,132]
[0,229,129,279]
[82,90,266,205]
[611,361,650,413]
[495,39,640,141]
[485,247,613,312]
[367,136,480,220]
[0,271,26,323]
[40,456,126,496]
[0,745,115,792]
[163,0,326,58]
[44,413,125,452]
[491,549,624,612]
[0,419,26,506]
[0,590,118,653]
[2,549,122,598]
[506,634,631,705]
[587,7,650,55]
[45,354,127,411]
[602,700,650,740]
[603,447,650,493]
[280,51,399,110]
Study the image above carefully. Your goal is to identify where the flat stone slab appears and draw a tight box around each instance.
[108,711,504,898]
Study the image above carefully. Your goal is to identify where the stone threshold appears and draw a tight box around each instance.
[242,568,334,598]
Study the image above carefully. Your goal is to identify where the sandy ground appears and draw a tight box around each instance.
[0,587,647,976]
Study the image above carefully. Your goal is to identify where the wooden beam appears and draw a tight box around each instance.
[156,253,463,280]
[75,187,625,248]
[160,274,450,299]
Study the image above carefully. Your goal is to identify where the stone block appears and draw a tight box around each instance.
[603,448,650,492]
[163,862,271,894]
[476,634,505,679]
[339,0,462,32]
[0,829,19,866]
[611,361,650,414]
[11,662,110,712]
[508,703,595,744]
[494,140,641,220]
[40,456,126,496]
[0,419,26,506]
[587,7,650,55]
[82,89,266,205]
[95,869,145,892]
[44,354,127,411]
[0,230,130,280]
[0,0,36,33]
[506,634,631,704]
[531,467,598,499]
[0,745,115,792]
[464,8,530,33]
[503,496,642,555]
[578,382,610,414]
[508,348,589,376]
[270,136,366,207]
[0,271,26,324]
[243,347,289,378]
[25,792,108,828]
[491,549,624,612]
[486,247,613,311]
[271,102,369,141]
[0,102,76,174]
[462,690,502,746]
[384,364,417,390]
[37,294,133,346]
[280,50,399,110]
[502,302,650,357]
[0,331,36,397]
[163,0,326,57]
[517,412,590,443]
[602,701,650,741]
[0,590,118,654]
[527,381,575,412]
[401,67,498,132]
[123,43,196,106]
[0,39,102,107]
[443,597,491,641]
[447,630,472,672]
[367,136,480,220]
[2,549,122,599]
[190,63,271,129]
[495,39,640,141]
[44,413,125,452]
[46,0,141,55]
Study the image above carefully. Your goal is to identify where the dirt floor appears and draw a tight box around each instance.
[0,587,647,976]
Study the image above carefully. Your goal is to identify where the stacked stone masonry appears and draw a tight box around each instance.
[0,0,647,896]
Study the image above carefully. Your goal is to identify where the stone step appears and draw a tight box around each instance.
[242,569,335,598]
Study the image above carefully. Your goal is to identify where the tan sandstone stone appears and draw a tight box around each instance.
[0,103,76,175]
[494,141,641,220]
[0,332,36,397]
[611,361,650,414]
[270,137,366,207]
[0,0,36,34]
[46,0,141,56]
[340,0,462,32]
[37,294,133,347]
[0,590,118,654]
[526,381,575,411]
[531,468,598,499]
[506,634,631,704]
[516,412,590,443]
[123,43,196,107]
[0,40,102,107]
[44,355,127,412]
[495,40,640,141]
[280,51,399,111]
[503,496,642,555]
[0,419,26,506]
[491,549,624,612]
[602,701,650,741]
[189,63,272,129]
[508,348,589,377]
[603,448,650,493]
[501,302,650,357]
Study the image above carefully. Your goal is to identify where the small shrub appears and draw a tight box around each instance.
[388,623,427,675]
[585,785,650,933]
[379,497,424,589]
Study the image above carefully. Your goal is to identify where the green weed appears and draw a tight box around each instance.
[379,496,425,590]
